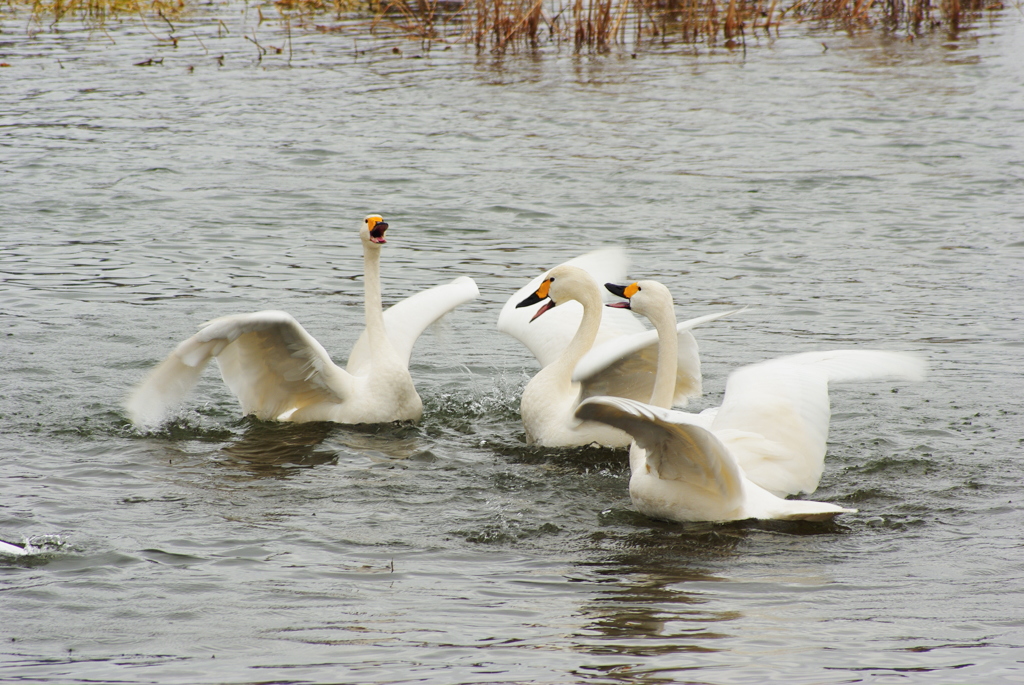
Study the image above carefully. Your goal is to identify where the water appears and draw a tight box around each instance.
[2,6,1024,683]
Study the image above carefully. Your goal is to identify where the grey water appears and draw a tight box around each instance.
[2,6,1023,683]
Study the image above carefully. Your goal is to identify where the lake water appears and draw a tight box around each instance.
[2,5,1023,683]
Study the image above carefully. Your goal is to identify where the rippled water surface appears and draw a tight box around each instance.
[2,6,1024,683]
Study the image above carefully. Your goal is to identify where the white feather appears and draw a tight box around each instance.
[713,350,927,496]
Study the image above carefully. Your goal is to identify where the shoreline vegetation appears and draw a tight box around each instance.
[1,0,1007,53]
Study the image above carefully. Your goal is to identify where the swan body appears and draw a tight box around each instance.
[503,261,738,448]
[126,215,479,429]
[576,279,926,522]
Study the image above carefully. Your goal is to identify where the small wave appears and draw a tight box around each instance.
[862,515,928,530]
[454,518,563,545]
[844,487,902,503]
[495,442,630,475]
[850,456,936,477]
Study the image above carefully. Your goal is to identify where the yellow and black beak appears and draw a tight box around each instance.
[366,216,388,244]
[605,282,639,309]
[517,278,555,322]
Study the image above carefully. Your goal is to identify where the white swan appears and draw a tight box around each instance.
[500,257,738,448]
[126,215,479,429]
[576,279,926,522]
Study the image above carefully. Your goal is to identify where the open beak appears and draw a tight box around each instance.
[605,282,631,309]
[529,300,555,321]
[370,222,388,244]
[516,281,555,322]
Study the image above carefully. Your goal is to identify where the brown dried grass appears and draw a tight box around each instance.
[17,0,186,23]
[376,0,997,53]
[3,0,1001,51]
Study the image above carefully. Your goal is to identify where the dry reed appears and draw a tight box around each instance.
[275,0,362,15]
[20,0,186,24]
[2,0,1003,52]
[373,0,998,52]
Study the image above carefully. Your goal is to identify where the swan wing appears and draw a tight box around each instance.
[712,349,926,496]
[0,539,29,557]
[576,396,746,503]
[573,309,742,404]
[346,276,479,373]
[125,340,214,429]
[497,248,643,367]
[126,311,353,428]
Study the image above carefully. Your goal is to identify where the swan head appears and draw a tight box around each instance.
[605,280,672,318]
[516,265,598,322]
[361,214,389,247]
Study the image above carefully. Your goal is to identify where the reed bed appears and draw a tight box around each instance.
[3,0,1003,52]
[373,0,998,51]
[16,0,186,24]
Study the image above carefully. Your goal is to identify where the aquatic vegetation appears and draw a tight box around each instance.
[371,0,1001,50]
[0,0,1004,51]
[16,0,188,24]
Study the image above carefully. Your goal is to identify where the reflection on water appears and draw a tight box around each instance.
[573,528,741,655]
[500,442,630,472]
[572,520,858,664]
[577,562,735,656]
[218,420,338,478]
[217,419,436,478]
[329,421,432,462]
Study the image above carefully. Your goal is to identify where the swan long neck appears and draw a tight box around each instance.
[648,300,679,409]
[363,245,387,347]
[553,287,603,381]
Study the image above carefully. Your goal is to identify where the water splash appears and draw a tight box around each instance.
[0,534,70,558]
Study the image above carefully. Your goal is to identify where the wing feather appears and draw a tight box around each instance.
[576,397,745,502]
[126,311,353,428]
[347,276,479,373]
[713,349,926,496]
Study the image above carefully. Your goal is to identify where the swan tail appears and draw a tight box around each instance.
[742,479,857,521]
[772,500,857,522]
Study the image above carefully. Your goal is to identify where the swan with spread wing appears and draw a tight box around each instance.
[126,215,479,428]
[577,279,926,522]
